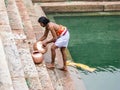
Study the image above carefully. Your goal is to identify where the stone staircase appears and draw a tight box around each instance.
[0,0,83,90]
[0,0,29,89]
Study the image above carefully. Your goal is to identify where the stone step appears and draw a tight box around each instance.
[23,0,44,37]
[35,64,54,90]
[0,0,29,90]
[7,0,42,90]
[0,36,14,90]
[22,0,54,90]
[15,0,36,52]
[44,48,76,90]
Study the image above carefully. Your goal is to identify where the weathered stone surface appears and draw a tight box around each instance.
[16,0,36,52]
[0,0,6,11]
[33,3,47,40]
[0,36,14,90]
[7,0,42,89]
[18,48,42,90]
[68,66,86,90]
[0,26,29,90]
[34,3,46,17]
[7,0,23,30]
[39,2,104,13]
[0,0,29,89]
[9,0,38,79]
[23,0,43,34]
[38,1,120,12]
[0,12,9,25]
[32,0,65,3]
[36,64,54,90]
[104,4,120,11]
[0,26,24,77]
[0,6,24,78]
[12,78,28,90]
[26,77,43,90]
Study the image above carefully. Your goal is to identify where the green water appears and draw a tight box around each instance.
[54,15,120,90]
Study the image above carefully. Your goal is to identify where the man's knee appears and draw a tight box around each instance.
[51,44,57,51]
[60,47,66,51]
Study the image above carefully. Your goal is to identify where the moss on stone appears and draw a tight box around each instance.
[4,0,8,7]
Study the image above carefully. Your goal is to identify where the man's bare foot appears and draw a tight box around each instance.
[58,67,68,71]
[46,64,55,69]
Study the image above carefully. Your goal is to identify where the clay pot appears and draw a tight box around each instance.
[32,51,43,64]
[33,41,47,54]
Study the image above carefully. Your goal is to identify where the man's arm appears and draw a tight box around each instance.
[38,28,49,41]
[45,27,57,44]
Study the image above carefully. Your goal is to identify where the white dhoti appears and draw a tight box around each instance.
[55,30,70,48]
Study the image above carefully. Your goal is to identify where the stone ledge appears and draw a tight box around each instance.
[38,1,120,12]
[32,0,120,2]
[104,4,120,11]
[32,0,65,3]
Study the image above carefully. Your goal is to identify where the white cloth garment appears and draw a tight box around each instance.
[55,30,70,48]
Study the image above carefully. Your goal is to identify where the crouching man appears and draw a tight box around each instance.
[38,16,70,71]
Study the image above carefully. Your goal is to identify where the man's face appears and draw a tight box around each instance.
[40,22,45,27]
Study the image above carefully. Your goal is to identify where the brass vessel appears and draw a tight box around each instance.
[33,41,47,54]
[32,51,43,64]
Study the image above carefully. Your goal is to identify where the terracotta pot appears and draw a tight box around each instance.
[32,51,43,64]
[33,41,47,54]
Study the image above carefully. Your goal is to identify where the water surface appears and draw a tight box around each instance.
[54,15,120,90]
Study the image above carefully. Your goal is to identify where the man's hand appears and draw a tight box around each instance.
[42,42,47,47]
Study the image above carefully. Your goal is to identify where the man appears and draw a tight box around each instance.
[38,16,70,71]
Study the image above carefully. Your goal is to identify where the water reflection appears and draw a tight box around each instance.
[79,66,120,90]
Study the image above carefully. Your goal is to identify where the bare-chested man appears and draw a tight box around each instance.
[38,16,70,71]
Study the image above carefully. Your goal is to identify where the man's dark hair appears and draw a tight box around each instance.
[38,16,50,26]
